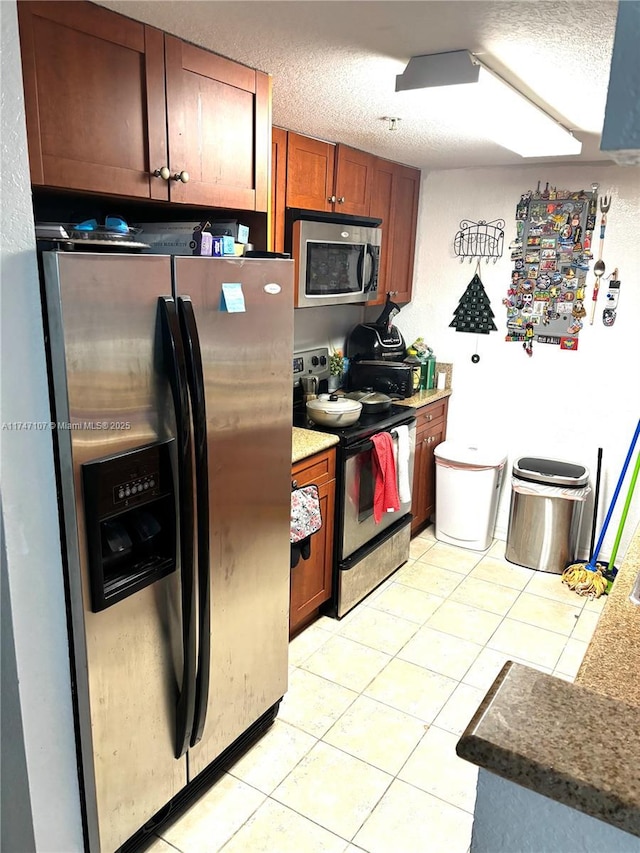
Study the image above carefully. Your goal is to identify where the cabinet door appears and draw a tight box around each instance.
[388,165,421,303]
[411,400,448,536]
[422,420,447,522]
[290,478,335,635]
[270,127,288,253]
[285,131,335,212]
[334,145,374,217]
[411,431,428,537]
[165,36,270,210]
[369,158,395,305]
[17,1,168,200]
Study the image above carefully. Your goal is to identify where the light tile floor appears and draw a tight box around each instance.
[149,528,604,853]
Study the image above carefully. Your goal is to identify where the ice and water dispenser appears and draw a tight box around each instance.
[83,440,176,611]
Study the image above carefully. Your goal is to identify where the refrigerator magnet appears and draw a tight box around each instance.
[221,282,246,313]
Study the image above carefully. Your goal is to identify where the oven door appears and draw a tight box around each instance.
[341,421,416,560]
[294,220,380,308]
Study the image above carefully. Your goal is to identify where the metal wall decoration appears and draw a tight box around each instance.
[503,183,599,356]
[454,218,505,263]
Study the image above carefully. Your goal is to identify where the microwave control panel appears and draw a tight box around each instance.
[293,347,330,384]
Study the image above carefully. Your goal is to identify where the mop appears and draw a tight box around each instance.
[562,419,640,597]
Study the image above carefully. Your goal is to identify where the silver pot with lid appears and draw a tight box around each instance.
[306,394,362,427]
[345,389,393,413]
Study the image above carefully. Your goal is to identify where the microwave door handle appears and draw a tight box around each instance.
[177,297,211,748]
[356,245,365,292]
[158,297,197,759]
[363,244,378,293]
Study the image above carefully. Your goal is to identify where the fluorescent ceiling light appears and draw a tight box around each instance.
[396,50,582,158]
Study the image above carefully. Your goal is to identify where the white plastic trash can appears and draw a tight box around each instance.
[434,442,507,551]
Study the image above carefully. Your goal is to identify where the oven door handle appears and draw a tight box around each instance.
[345,429,399,458]
[344,419,416,459]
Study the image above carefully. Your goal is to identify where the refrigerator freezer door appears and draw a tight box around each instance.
[43,253,186,851]
[173,257,294,778]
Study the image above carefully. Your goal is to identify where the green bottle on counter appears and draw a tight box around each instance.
[421,354,436,390]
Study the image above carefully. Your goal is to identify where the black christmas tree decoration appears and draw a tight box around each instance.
[449,272,497,334]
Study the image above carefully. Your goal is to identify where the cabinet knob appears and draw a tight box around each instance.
[337,196,345,204]
[328,195,337,203]
[426,414,433,422]
[291,479,298,490]
[172,170,190,184]
[153,166,171,180]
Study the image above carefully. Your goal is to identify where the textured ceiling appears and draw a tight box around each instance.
[98,0,619,170]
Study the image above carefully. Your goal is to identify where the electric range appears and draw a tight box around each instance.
[294,397,416,618]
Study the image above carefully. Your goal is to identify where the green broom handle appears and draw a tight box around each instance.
[607,448,640,572]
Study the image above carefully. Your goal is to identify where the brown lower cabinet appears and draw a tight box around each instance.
[411,398,449,537]
[290,448,336,637]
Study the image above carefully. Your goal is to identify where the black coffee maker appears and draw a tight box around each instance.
[346,296,405,362]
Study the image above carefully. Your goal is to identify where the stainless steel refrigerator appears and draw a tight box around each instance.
[43,251,294,852]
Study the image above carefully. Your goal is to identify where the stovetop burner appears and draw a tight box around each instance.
[293,403,415,445]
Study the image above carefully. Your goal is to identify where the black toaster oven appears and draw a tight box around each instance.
[347,360,413,399]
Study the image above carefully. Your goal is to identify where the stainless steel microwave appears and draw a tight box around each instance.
[287,210,382,308]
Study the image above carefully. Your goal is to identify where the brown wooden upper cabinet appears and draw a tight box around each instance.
[369,160,421,305]
[17,1,270,211]
[285,131,375,217]
[277,130,420,302]
[270,127,288,253]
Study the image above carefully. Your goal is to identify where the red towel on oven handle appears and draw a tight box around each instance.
[371,431,400,523]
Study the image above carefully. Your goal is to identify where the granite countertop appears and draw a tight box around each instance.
[291,427,339,464]
[397,388,451,409]
[457,521,640,838]
[291,387,451,462]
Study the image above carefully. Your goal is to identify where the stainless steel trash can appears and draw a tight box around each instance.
[506,457,590,574]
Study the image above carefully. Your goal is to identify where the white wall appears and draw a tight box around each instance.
[294,302,366,356]
[471,769,640,852]
[398,162,640,560]
[0,2,84,849]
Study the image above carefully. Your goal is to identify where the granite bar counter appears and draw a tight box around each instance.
[457,521,640,848]
[577,525,640,704]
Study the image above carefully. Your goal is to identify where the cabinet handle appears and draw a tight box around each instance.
[153,166,171,180]
[172,170,190,184]
[337,196,345,204]
[291,479,298,490]
[327,195,337,203]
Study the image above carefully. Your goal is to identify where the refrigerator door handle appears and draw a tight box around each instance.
[158,296,197,758]
[178,297,211,747]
